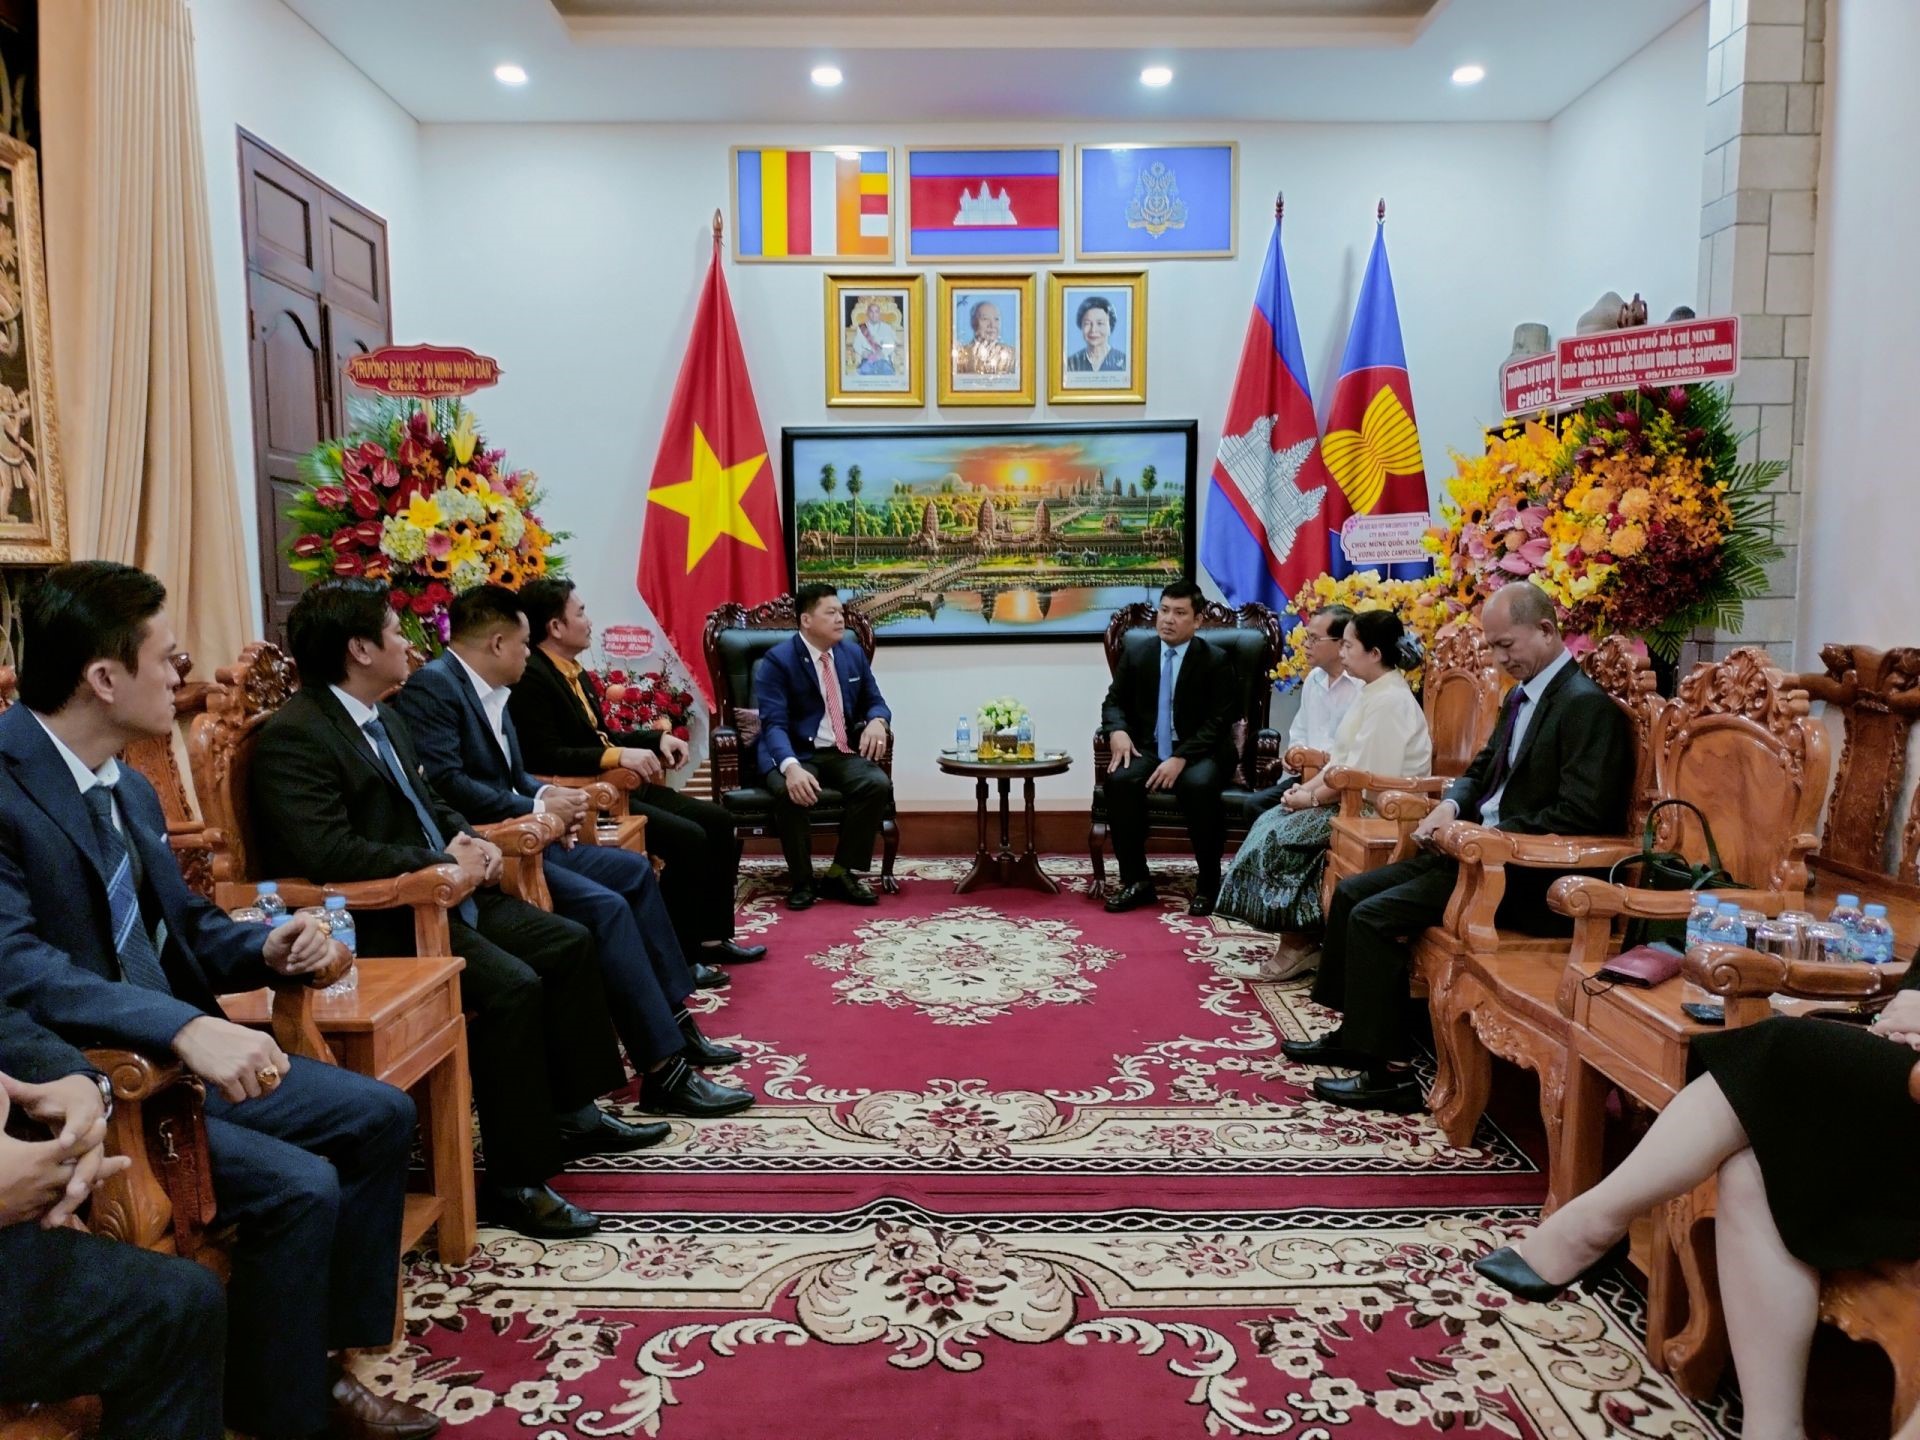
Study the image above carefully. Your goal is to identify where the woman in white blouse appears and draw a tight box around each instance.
[1216,609,1433,938]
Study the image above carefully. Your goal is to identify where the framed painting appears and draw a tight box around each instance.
[903,145,1064,263]
[825,274,925,407]
[936,272,1036,408]
[1075,141,1237,260]
[0,136,66,565]
[781,419,1196,644]
[1048,271,1146,405]
[731,145,893,263]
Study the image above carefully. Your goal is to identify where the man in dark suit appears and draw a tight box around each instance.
[0,563,438,1440]
[1100,579,1241,917]
[508,579,764,967]
[751,583,894,910]
[251,578,666,1243]
[1289,581,1634,1112]
[0,998,228,1440]
[392,587,752,1118]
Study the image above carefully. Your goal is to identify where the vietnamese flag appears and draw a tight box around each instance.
[637,224,784,706]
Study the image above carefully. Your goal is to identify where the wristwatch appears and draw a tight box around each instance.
[92,1072,115,1121]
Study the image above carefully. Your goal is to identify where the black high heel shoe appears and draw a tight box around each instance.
[1472,1237,1630,1302]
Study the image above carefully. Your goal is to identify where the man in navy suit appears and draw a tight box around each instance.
[0,563,438,1440]
[752,583,894,910]
[392,587,752,1118]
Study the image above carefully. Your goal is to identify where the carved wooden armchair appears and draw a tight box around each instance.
[703,596,900,890]
[1795,643,1920,898]
[1088,601,1285,889]
[190,643,564,958]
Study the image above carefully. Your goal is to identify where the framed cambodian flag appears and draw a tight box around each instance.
[903,145,1064,263]
[1075,142,1237,260]
[731,146,893,263]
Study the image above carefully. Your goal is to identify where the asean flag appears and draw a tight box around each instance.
[1197,201,1332,615]
[637,226,785,706]
[1322,210,1431,579]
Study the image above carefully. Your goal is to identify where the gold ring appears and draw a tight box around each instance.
[257,1066,281,1090]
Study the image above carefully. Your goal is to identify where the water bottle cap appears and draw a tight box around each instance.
[1718,902,1742,914]
[269,913,292,927]
[1837,894,1860,907]
[257,881,279,894]
[324,895,348,910]
[1864,903,1889,917]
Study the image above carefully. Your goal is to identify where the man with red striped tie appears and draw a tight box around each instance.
[751,583,894,911]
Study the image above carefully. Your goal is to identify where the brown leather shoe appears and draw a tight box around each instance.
[332,1371,442,1439]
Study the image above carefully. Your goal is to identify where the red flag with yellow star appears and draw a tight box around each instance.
[637,225,784,706]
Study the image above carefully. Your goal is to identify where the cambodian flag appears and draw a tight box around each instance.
[1322,209,1430,578]
[1197,200,1332,615]
[905,147,1061,259]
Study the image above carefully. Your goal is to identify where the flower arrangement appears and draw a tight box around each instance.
[1271,570,1447,692]
[974,696,1031,760]
[286,397,567,649]
[1427,384,1781,661]
[977,696,1029,734]
[588,667,693,742]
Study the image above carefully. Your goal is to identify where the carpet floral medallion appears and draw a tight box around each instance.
[364,859,1742,1438]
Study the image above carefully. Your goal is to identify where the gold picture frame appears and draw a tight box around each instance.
[1047,270,1146,406]
[825,274,925,407]
[0,136,67,564]
[935,272,1037,408]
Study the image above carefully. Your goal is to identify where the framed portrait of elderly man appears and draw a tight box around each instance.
[0,137,66,564]
[935,273,1036,407]
[1047,270,1146,405]
[825,273,925,407]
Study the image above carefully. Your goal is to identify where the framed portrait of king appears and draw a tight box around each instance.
[0,137,66,564]
[935,273,1036,408]
[824,273,925,407]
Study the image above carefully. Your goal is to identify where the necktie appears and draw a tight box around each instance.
[820,653,850,754]
[363,714,480,926]
[1483,686,1532,794]
[81,785,172,994]
[1156,646,1176,759]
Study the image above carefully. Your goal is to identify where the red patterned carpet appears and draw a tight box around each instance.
[364,858,1741,1439]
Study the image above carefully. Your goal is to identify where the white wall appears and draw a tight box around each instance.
[188,0,424,633]
[1544,6,1708,337]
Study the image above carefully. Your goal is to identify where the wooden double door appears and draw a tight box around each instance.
[239,131,392,639]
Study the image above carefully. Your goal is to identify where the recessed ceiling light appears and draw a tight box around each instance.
[493,63,528,86]
[1451,63,1486,86]
[1140,65,1174,88]
[811,64,844,88]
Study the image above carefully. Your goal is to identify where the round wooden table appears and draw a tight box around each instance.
[936,752,1073,894]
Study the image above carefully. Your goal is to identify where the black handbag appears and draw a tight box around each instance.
[1605,798,1739,949]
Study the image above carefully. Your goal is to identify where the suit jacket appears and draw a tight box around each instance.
[1444,658,1632,836]
[0,1000,95,1084]
[391,653,543,825]
[1100,631,1239,770]
[250,685,475,887]
[506,647,655,777]
[0,705,272,1054]
[752,634,892,778]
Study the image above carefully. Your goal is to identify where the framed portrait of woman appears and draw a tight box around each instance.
[824,273,925,407]
[0,136,66,564]
[935,273,1036,407]
[1047,270,1146,405]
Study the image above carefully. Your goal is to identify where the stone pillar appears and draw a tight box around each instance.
[1691,0,1823,666]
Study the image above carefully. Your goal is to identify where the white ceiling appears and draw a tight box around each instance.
[279,0,1704,125]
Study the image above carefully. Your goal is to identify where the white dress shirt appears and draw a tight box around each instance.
[1329,670,1432,779]
[449,651,553,812]
[330,684,384,757]
[1479,648,1574,829]
[1288,666,1367,755]
[781,637,844,772]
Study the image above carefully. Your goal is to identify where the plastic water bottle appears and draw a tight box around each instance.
[1683,900,1747,1015]
[956,715,974,759]
[1684,893,1721,952]
[1016,713,1035,761]
[1828,893,1864,957]
[322,894,359,997]
[1854,903,1896,965]
[254,881,287,925]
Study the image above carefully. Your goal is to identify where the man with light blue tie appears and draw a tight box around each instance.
[1099,580,1240,916]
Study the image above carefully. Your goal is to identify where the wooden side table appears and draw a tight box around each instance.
[937,753,1072,894]
[222,955,475,1265]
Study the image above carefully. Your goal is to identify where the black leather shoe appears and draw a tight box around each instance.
[678,1013,743,1067]
[691,960,731,990]
[478,1183,601,1238]
[820,872,880,905]
[1280,1034,1373,1069]
[1473,1238,1629,1302]
[556,1110,671,1160]
[786,886,817,911]
[1104,881,1157,913]
[1312,1070,1424,1113]
[642,1062,755,1117]
[1187,893,1216,917]
[709,939,768,964]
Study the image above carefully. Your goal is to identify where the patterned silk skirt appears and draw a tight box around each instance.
[1215,802,1337,934]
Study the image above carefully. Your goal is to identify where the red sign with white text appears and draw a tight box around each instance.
[1499,351,1562,418]
[1555,317,1740,402]
[600,625,655,660]
[344,344,502,398]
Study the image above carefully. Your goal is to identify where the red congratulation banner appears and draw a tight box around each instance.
[345,344,503,398]
[599,625,656,660]
[1554,316,1740,402]
[1499,351,1560,418]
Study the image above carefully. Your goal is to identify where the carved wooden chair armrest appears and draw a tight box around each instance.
[708,730,744,794]
[1420,821,1517,951]
[214,864,478,959]
[474,813,566,910]
[1684,941,1910,1004]
[80,1048,217,1255]
[1283,745,1328,783]
[1322,766,1447,818]
[538,766,640,814]
[1249,729,1284,789]
[1091,729,1114,794]
[1549,876,1801,981]
[1376,790,1439,862]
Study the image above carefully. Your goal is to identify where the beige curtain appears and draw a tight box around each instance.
[39,0,251,670]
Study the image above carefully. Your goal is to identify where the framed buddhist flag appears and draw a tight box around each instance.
[903,145,1064,262]
[1075,142,1237,260]
[731,146,893,263]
